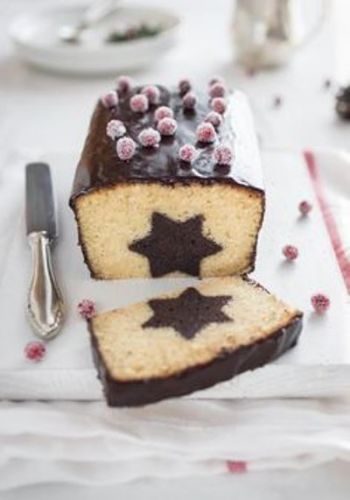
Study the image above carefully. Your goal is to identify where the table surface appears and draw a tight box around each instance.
[1,0,350,498]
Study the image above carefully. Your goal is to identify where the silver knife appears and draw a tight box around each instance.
[26,162,64,340]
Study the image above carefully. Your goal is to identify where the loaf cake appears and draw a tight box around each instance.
[70,77,265,279]
[89,277,303,406]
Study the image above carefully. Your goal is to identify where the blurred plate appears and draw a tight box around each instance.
[9,3,180,75]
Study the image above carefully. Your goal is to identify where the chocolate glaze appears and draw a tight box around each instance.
[89,313,303,407]
[70,85,264,204]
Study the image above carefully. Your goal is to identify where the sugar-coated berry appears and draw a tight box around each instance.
[154,106,174,121]
[211,97,226,114]
[141,85,160,104]
[209,76,225,87]
[282,244,299,261]
[196,122,216,143]
[77,299,96,319]
[299,200,312,216]
[209,82,226,98]
[179,144,198,163]
[101,91,118,108]
[106,119,126,140]
[213,145,233,165]
[205,111,223,128]
[24,341,46,363]
[157,117,177,136]
[116,137,136,160]
[130,93,149,113]
[116,75,133,94]
[311,293,330,313]
[182,91,197,110]
[178,78,191,95]
[138,128,161,147]
[227,461,247,474]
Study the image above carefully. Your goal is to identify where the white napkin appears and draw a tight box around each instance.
[1,398,350,490]
[0,148,350,489]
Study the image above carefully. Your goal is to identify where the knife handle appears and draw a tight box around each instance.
[27,231,64,340]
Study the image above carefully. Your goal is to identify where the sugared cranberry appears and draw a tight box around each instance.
[130,93,149,113]
[157,117,177,136]
[213,145,233,165]
[138,128,161,147]
[209,82,226,98]
[179,144,198,163]
[25,341,46,363]
[116,137,136,160]
[182,91,197,110]
[101,91,118,108]
[282,245,299,261]
[116,75,133,94]
[311,293,330,313]
[77,299,96,319]
[299,200,312,216]
[211,97,226,114]
[106,119,126,140]
[205,111,223,128]
[179,78,191,95]
[227,461,247,474]
[196,122,216,143]
[141,85,160,104]
[154,105,174,122]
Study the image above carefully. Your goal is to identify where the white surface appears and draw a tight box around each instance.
[1,397,350,490]
[1,0,350,497]
[10,3,180,75]
[0,149,349,400]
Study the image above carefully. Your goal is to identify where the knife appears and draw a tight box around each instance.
[26,162,64,340]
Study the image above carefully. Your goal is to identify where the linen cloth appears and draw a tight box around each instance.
[0,149,349,489]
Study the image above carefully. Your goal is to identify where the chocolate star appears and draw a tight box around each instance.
[129,212,222,277]
[143,287,232,339]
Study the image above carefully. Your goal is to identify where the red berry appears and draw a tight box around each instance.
[141,85,160,104]
[227,461,247,474]
[213,145,233,165]
[138,128,161,147]
[130,94,149,113]
[154,106,174,122]
[78,299,96,319]
[25,341,46,362]
[299,200,312,216]
[116,137,136,160]
[282,245,299,261]
[182,91,197,110]
[157,117,177,136]
[196,122,216,143]
[106,119,126,140]
[178,78,191,95]
[116,75,133,94]
[205,111,222,128]
[311,293,330,313]
[179,144,197,163]
[209,82,226,98]
[211,97,226,114]
[101,91,118,108]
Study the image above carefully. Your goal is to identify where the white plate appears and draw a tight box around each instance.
[9,3,180,75]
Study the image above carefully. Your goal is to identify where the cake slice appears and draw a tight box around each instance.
[88,277,303,406]
[70,79,264,279]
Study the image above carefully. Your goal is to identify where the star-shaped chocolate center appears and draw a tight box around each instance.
[129,212,222,277]
[143,287,232,339]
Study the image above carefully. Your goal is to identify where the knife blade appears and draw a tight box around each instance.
[26,162,64,340]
